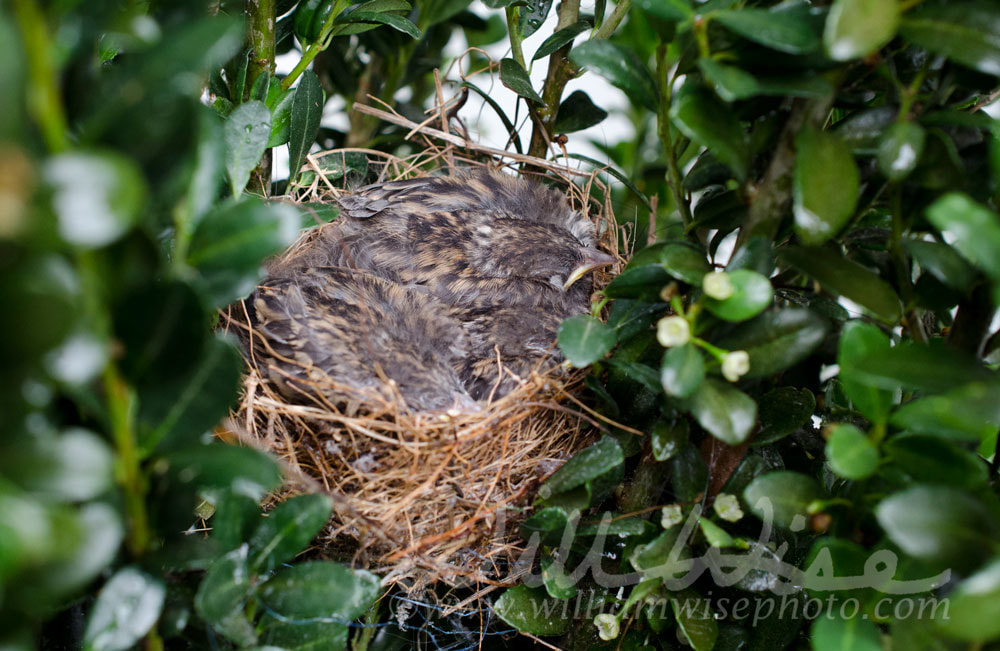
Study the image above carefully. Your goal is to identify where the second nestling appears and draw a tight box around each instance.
[246,169,616,412]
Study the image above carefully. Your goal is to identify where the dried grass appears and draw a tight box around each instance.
[219,88,627,594]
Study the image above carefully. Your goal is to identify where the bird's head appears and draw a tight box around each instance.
[469,219,616,292]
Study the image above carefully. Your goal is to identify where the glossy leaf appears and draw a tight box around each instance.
[744,471,821,530]
[876,485,997,566]
[287,70,324,185]
[533,21,589,61]
[715,8,820,54]
[224,101,271,196]
[754,387,816,447]
[841,341,993,394]
[884,433,988,489]
[877,122,925,181]
[557,315,616,367]
[570,40,658,111]
[780,247,901,323]
[336,11,422,39]
[84,568,166,651]
[687,379,758,445]
[704,269,773,322]
[248,493,334,571]
[812,614,882,651]
[825,424,879,480]
[925,193,1000,281]
[538,436,624,500]
[672,590,719,651]
[934,559,1000,641]
[793,126,860,246]
[604,264,670,301]
[837,321,894,426]
[258,561,380,621]
[651,419,688,462]
[520,0,553,37]
[44,151,146,249]
[660,344,705,398]
[494,585,571,636]
[716,308,828,379]
[194,546,253,625]
[633,0,692,21]
[890,383,1000,442]
[553,90,608,133]
[900,4,1000,76]
[499,58,543,104]
[167,443,282,501]
[824,0,899,61]
[670,84,748,180]
[904,239,976,295]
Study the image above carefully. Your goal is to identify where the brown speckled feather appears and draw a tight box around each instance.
[249,266,473,411]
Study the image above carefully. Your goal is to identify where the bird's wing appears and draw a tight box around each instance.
[337,177,435,219]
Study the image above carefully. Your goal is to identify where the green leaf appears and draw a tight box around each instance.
[670,83,748,180]
[825,424,879,480]
[633,0,692,21]
[212,489,262,552]
[698,517,735,548]
[900,3,1000,76]
[660,241,713,285]
[687,379,757,446]
[4,429,113,502]
[553,90,608,133]
[538,435,624,500]
[925,193,1000,281]
[493,585,571,636]
[569,40,658,111]
[258,561,380,621]
[877,122,925,182]
[84,568,166,651]
[812,614,882,651]
[698,59,759,102]
[604,265,670,301]
[336,11,422,39]
[533,20,589,60]
[715,8,820,54]
[841,341,993,394]
[661,344,705,398]
[837,320,894,426]
[167,443,283,501]
[521,506,571,544]
[651,419,688,462]
[780,247,901,323]
[933,558,1000,641]
[744,471,821,529]
[499,57,543,104]
[541,556,577,599]
[224,101,271,196]
[793,126,860,246]
[884,433,988,489]
[671,590,719,651]
[287,70,324,185]
[248,493,333,571]
[557,315,616,367]
[833,106,897,155]
[753,387,815,447]
[44,151,147,249]
[903,239,977,295]
[187,198,300,306]
[520,0,553,37]
[824,0,899,61]
[194,546,253,625]
[716,308,828,379]
[139,335,244,453]
[876,485,997,566]
[704,270,773,322]
[265,87,296,148]
[672,444,708,503]
[631,527,692,578]
[890,383,1000,442]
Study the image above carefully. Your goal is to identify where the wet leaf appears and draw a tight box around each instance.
[780,247,901,323]
[248,493,334,571]
[553,90,608,133]
[258,561,380,621]
[925,193,1000,281]
[670,83,749,180]
[570,40,658,111]
[84,568,166,651]
[824,0,899,61]
[687,379,757,446]
[533,20,589,61]
[494,585,571,636]
[224,101,271,196]
[499,57,543,103]
[557,315,616,367]
[900,3,1000,76]
[287,70,324,185]
[877,122,925,181]
[715,8,820,54]
[661,344,704,399]
[793,126,859,246]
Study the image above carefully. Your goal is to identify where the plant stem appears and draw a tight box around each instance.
[656,44,692,230]
[247,0,276,89]
[105,363,151,556]
[12,0,69,152]
[281,0,350,90]
[591,0,631,40]
[527,0,581,158]
[506,6,527,70]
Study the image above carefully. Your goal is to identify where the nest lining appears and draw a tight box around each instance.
[220,103,625,592]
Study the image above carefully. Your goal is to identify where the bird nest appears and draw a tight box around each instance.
[219,100,625,593]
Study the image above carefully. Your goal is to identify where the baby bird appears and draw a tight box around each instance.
[247,266,474,412]
[299,170,616,313]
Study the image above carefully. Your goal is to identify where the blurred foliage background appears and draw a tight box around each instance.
[4,0,1000,649]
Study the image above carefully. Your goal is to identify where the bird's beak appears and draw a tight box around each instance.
[563,248,616,291]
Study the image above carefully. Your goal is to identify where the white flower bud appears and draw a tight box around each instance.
[703,271,735,300]
[714,493,744,522]
[721,350,750,382]
[594,613,620,641]
[656,316,690,348]
[661,504,684,529]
